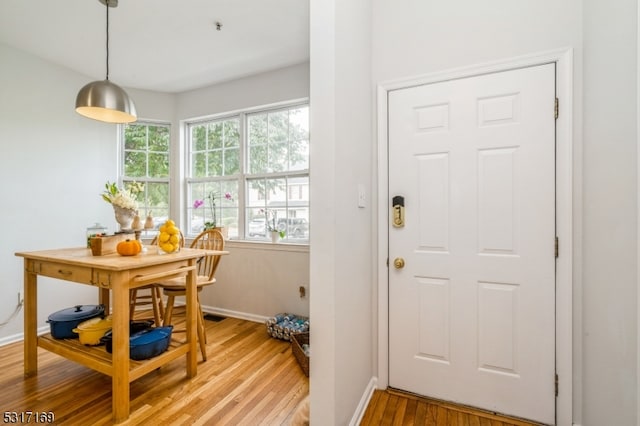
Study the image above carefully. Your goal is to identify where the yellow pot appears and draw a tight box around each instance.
[72,316,112,346]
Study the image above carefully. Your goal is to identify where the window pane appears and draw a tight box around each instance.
[189,118,240,179]
[249,145,268,174]
[148,125,169,151]
[192,125,207,151]
[148,153,169,178]
[268,110,289,144]
[247,178,267,207]
[224,147,240,175]
[207,151,223,176]
[120,122,171,237]
[248,114,268,146]
[266,178,286,205]
[246,207,268,237]
[208,122,223,149]
[224,120,240,147]
[289,107,309,141]
[124,124,146,150]
[188,182,207,234]
[290,139,309,171]
[124,151,146,177]
[268,142,288,172]
[289,106,309,171]
[192,152,207,177]
[188,181,238,238]
[245,176,309,241]
[139,181,169,230]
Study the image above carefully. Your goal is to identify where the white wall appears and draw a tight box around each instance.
[176,62,309,120]
[362,0,636,424]
[0,43,311,345]
[0,43,179,344]
[201,242,309,320]
[582,1,637,424]
[0,42,120,342]
[309,0,373,424]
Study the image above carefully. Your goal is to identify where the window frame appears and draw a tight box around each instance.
[118,120,172,235]
[184,99,310,243]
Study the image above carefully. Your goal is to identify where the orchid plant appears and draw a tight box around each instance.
[193,191,234,230]
[261,208,286,238]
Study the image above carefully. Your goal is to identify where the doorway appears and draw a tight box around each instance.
[376,49,574,426]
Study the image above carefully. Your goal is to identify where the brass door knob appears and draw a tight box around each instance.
[393,257,405,269]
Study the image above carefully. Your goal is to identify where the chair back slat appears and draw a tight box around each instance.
[190,229,225,282]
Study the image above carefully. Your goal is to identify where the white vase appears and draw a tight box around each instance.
[270,231,280,243]
[113,205,136,231]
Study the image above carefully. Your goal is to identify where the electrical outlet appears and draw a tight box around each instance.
[357,184,366,208]
[299,285,307,298]
[18,291,24,305]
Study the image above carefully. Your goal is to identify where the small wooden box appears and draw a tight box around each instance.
[89,234,130,256]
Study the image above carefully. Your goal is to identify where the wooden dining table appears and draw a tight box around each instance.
[15,246,228,423]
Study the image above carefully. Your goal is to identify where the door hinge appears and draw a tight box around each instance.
[555,236,559,258]
[554,97,559,120]
[555,373,559,396]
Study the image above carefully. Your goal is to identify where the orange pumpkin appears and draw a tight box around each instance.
[116,239,142,256]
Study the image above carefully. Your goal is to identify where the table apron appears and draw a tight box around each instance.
[25,259,195,290]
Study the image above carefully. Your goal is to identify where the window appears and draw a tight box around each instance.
[120,122,171,232]
[186,102,309,242]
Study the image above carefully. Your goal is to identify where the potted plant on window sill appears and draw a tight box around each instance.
[193,191,233,238]
[263,209,286,243]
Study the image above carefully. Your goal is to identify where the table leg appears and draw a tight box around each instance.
[186,259,197,377]
[24,261,37,377]
[99,287,110,314]
[111,279,130,423]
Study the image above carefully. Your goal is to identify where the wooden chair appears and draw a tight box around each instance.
[156,228,225,361]
[129,232,185,325]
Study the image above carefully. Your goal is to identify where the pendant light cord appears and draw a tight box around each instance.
[105,0,110,81]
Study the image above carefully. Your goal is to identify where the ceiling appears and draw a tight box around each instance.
[0,0,309,93]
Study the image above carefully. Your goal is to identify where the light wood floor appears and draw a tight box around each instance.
[0,314,308,425]
[360,389,543,426]
[0,313,547,426]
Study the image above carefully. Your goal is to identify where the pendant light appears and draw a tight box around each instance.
[75,0,137,123]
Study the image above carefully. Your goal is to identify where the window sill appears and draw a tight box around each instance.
[222,239,309,253]
[143,237,309,253]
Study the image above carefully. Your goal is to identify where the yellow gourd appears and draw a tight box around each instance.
[116,239,142,256]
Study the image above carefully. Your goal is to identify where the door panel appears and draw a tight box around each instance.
[388,64,556,424]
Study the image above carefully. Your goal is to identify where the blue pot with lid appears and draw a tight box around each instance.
[47,304,105,339]
[104,325,173,360]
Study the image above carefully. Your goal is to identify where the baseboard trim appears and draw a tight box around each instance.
[349,376,378,426]
[198,304,270,324]
[0,326,49,347]
[0,332,24,347]
[162,300,271,324]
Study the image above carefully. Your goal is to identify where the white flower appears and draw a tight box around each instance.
[102,181,143,210]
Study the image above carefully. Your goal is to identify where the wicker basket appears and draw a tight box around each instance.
[265,313,309,341]
[291,332,309,377]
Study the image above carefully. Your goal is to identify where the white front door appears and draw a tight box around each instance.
[388,64,556,424]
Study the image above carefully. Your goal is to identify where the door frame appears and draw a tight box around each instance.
[376,48,573,425]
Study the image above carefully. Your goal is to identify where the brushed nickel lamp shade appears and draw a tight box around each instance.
[75,0,137,123]
[76,80,136,123]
